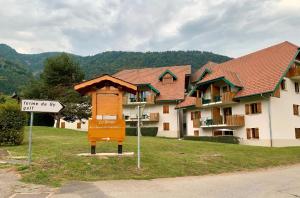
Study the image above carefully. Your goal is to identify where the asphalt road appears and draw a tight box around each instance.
[2,164,300,198]
[52,164,300,198]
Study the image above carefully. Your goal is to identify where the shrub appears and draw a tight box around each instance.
[0,103,27,145]
[184,136,240,144]
[126,127,158,137]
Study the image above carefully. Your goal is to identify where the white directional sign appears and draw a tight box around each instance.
[21,99,64,113]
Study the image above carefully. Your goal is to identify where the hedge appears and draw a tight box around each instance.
[0,103,27,145]
[126,127,158,137]
[184,136,240,144]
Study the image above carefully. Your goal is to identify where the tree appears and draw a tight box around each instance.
[22,53,91,127]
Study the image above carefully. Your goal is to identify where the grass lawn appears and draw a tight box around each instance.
[2,126,300,186]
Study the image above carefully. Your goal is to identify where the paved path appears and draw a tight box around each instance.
[53,164,300,198]
[2,164,300,198]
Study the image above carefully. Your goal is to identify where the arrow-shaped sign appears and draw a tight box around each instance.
[21,99,64,113]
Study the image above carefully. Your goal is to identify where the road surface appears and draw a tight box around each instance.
[2,164,300,198]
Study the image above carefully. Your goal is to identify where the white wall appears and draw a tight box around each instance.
[270,77,300,146]
[54,118,88,131]
[123,103,179,138]
[185,99,273,147]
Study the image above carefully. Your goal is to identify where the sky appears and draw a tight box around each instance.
[0,0,299,57]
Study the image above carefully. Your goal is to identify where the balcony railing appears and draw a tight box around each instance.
[123,94,156,105]
[199,115,244,127]
[287,65,300,79]
[124,112,159,122]
[195,92,236,108]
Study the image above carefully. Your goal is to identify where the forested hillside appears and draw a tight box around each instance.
[0,43,231,93]
[0,57,33,93]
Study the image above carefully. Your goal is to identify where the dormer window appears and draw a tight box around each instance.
[162,74,174,84]
[159,69,177,84]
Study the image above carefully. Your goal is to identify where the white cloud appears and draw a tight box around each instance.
[0,0,299,57]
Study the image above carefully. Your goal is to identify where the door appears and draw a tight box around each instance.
[223,107,232,123]
[211,107,222,124]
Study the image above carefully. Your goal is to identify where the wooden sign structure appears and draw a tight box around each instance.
[74,75,137,154]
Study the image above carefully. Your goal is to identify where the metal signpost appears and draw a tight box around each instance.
[137,105,141,169]
[21,99,64,164]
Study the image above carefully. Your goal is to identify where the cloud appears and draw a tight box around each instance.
[0,0,299,57]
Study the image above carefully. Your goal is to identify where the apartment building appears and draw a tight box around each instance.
[57,65,191,138]
[113,65,191,137]
[176,41,300,147]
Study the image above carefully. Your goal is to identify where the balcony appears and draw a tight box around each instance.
[123,94,156,105]
[287,64,300,80]
[125,112,159,122]
[196,92,236,108]
[200,115,244,128]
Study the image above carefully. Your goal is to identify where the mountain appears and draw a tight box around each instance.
[0,57,33,94]
[0,44,231,93]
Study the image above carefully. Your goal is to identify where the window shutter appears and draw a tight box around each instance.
[257,102,262,113]
[246,128,251,139]
[296,128,300,139]
[163,122,170,131]
[255,128,259,139]
[295,82,299,93]
[163,105,169,114]
[198,111,201,119]
[293,104,299,115]
[245,104,250,115]
[191,112,194,120]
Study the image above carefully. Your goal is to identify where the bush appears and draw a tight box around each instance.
[0,103,27,145]
[184,136,240,144]
[126,127,158,137]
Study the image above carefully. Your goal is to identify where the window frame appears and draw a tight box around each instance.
[295,82,299,93]
[163,105,169,114]
[163,122,170,131]
[281,79,287,90]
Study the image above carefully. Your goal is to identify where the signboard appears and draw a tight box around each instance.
[21,99,64,165]
[21,99,64,113]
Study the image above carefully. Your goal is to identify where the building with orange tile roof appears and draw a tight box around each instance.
[177,41,300,147]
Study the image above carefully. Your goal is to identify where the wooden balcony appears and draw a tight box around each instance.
[149,113,159,121]
[221,92,236,103]
[200,115,244,128]
[146,94,155,104]
[225,115,245,126]
[198,91,236,108]
[195,97,202,108]
[125,113,159,122]
[287,65,300,80]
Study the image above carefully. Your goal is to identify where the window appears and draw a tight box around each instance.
[245,102,262,114]
[213,131,222,136]
[162,74,174,84]
[293,104,299,115]
[77,122,81,129]
[163,122,170,131]
[224,131,233,136]
[163,105,169,114]
[295,82,299,93]
[129,93,136,102]
[281,79,286,90]
[191,111,201,120]
[246,128,259,139]
[295,128,300,139]
[194,130,199,136]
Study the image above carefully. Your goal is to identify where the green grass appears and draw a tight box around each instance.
[2,126,300,186]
